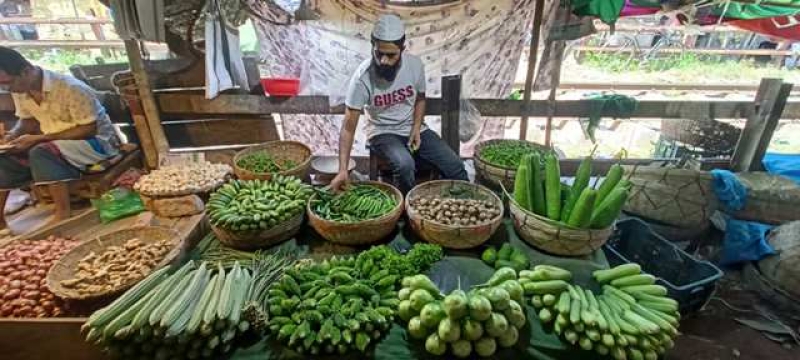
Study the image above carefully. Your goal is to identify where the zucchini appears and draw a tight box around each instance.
[217,263,239,320]
[590,184,630,229]
[522,280,570,295]
[602,285,637,306]
[544,152,562,221]
[619,285,668,297]
[561,155,592,222]
[622,310,660,335]
[596,164,623,205]
[594,264,642,284]
[529,152,547,216]
[514,155,533,211]
[610,274,656,288]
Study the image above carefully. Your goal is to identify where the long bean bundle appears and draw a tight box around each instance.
[312,185,397,223]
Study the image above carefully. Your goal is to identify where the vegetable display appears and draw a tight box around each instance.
[267,244,443,355]
[513,153,630,229]
[481,243,530,272]
[479,142,542,169]
[83,250,294,360]
[207,176,313,232]
[523,264,680,359]
[236,152,297,174]
[311,184,397,222]
[398,268,528,358]
[60,237,173,296]
[0,236,80,318]
[134,161,232,197]
[409,197,501,227]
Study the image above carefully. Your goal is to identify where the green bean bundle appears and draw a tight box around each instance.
[312,185,397,223]
[236,151,297,174]
[479,142,542,169]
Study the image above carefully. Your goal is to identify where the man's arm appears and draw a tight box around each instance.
[41,122,97,142]
[338,108,360,175]
[5,118,39,140]
[10,122,97,150]
[411,94,426,137]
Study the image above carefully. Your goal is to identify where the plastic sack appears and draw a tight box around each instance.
[711,169,748,212]
[91,188,146,224]
[721,217,775,266]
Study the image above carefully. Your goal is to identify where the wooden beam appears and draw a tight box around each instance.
[124,40,170,167]
[520,0,547,141]
[575,46,795,56]
[155,93,760,119]
[731,79,790,172]
[0,40,167,50]
[0,17,110,25]
[441,75,462,153]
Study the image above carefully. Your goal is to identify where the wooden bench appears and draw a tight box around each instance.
[34,144,142,201]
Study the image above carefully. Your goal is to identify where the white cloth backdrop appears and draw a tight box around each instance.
[249,0,538,156]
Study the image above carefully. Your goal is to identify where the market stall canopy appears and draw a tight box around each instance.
[622,0,800,40]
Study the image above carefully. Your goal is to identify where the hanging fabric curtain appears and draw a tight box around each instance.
[205,0,249,99]
[247,0,537,156]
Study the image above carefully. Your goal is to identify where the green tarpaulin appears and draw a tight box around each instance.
[713,3,800,20]
[229,220,610,360]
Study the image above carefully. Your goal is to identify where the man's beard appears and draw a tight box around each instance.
[373,58,401,81]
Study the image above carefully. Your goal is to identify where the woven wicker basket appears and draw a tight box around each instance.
[233,141,312,181]
[474,139,548,191]
[307,181,404,246]
[46,226,181,301]
[211,211,304,251]
[623,166,717,229]
[406,180,504,249]
[509,198,613,256]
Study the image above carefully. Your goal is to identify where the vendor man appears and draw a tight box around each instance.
[0,46,120,230]
[331,14,467,193]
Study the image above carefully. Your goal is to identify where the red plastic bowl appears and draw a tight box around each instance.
[260,77,300,97]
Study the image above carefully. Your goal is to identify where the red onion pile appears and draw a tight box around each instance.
[0,236,80,318]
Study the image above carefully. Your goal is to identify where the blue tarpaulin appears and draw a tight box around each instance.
[763,153,800,185]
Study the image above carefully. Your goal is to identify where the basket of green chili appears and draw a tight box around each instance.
[233,140,312,181]
[307,181,404,245]
[474,139,548,191]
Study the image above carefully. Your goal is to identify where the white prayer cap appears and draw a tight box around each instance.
[372,14,405,42]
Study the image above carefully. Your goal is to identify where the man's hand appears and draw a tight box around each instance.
[409,130,421,153]
[9,134,45,151]
[330,171,350,193]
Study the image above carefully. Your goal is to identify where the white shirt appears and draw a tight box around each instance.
[345,53,427,139]
[12,69,120,153]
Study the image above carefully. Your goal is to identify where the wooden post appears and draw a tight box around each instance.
[731,78,793,172]
[440,75,461,154]
[124,40,169,167]
[519,0,546,141]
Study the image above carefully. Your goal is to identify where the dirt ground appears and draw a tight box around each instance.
[668,275,799,360]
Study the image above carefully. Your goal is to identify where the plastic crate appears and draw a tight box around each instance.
[603,218,723,314]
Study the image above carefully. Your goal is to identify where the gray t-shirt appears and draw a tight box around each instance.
[345,53,426,139]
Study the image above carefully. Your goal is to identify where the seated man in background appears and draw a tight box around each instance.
[331,14,467,193]
[0,46,121,231]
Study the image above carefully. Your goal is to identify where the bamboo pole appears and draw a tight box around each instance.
[519,0,546,141]
[124,40,170,168]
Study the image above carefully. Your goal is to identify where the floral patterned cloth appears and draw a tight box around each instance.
[249,0,539,156]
